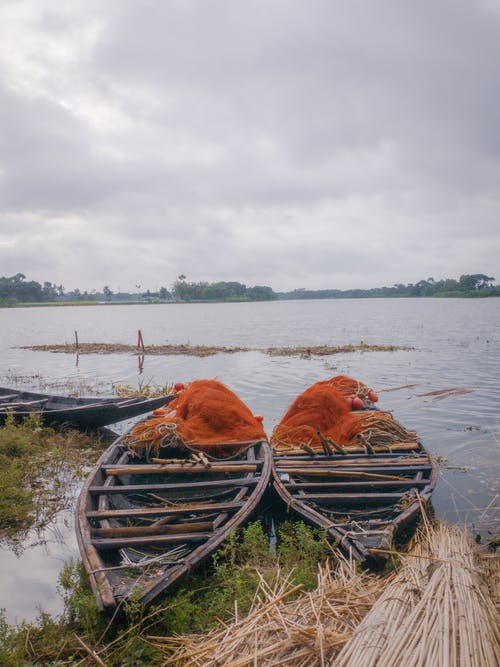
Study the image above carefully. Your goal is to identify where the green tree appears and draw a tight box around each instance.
[459,274,495,291]
[102,285,113,300]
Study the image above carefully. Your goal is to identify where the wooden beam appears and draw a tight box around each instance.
[91,532,210,549]
[89,477,258,494]
[275,456,429,467]
[274,442,421,456]
[284,479,429,490]
[275,465,432,477]
[104,463,258,476]
[295,492,405,505]
[92,521,213,538]
[86,500,245,520]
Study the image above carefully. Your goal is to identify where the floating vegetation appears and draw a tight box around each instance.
[20,341,412,358]
[111,380,174,398]
[21,343,249,357]
[0,414,104,551]
[3,370,109,397]
[265,342,411,357]
[417,387,474,401]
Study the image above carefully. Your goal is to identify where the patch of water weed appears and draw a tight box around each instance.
[112,379,174,397]
[0,414,103,550]
[3,370,109,397]
[21,341,412,357]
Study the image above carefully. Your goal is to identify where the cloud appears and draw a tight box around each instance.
[0,0,499,291]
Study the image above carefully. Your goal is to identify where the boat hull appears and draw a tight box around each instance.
[0,387,172,430]
[272,442,437,566]
[76,434,272,611]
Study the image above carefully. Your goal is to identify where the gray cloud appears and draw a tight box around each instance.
[0,0,499,292]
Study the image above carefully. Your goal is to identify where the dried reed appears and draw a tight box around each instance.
[146,522,499,667]
[332,522,500,667]
[149,559,385,666]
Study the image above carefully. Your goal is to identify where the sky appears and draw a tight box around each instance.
[1,0,499,293]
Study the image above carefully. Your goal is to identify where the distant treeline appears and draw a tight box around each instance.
[0,272,498,306]
[0,274,276,304]
[278,274,499,299]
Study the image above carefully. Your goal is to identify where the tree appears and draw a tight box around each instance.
[459,274,495,291]
[103,285,113,300]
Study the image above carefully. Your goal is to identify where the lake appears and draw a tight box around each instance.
[1,298,499,622]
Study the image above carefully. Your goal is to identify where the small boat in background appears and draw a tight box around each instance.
[271,376,438,566]
[76,435,271,611]
[0,386,173,430]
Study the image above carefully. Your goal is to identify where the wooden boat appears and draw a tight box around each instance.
[0,386,172,430]
[272,430,437,567]
[76,434,272,611]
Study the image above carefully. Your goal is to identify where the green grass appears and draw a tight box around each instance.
[0,520,332,665]
[0,414,103,547]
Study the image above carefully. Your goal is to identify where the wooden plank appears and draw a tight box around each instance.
[92,521,213,538]
[274,442,421,456]
[294,492,405,505]
[89,477,259,494]
[275,465,432,476]
[104,463,258,476]
[91,532,211,549]
[275,456,429,467]
[86,500,245,520]
[0,399,49,410]
[276,468,429,482]
[0,394,21,402]
[283,479,430,490]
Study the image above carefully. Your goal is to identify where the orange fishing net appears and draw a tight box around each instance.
[271,376,415,454]
[317,375,368,397]
[124,379,267,459]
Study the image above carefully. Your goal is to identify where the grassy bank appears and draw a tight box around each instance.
[0,415,104,549]
[0,519,332,666]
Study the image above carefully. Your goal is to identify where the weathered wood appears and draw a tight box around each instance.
[275,456,429,468]
[86,500,245,520]
[275,442,421,456]
[0,393,21,402]
[91,532,211,549]
[276,465,431,477]
[278,467,425,480]
[89,477,259,494]
[284,479,430,490]
[77,433,272,611]
[92,521,213,538]
[295,492,405,505]
[0,398,48,409]
[150,457,263,467]
[104,463,258,476]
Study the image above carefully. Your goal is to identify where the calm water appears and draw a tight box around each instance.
[1,299,499,622]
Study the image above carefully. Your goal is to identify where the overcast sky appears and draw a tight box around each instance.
[1,0,499,292]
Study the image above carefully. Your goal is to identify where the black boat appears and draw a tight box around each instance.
[76,434,272,611]
[0,386,173,430]
[272,440,438,567]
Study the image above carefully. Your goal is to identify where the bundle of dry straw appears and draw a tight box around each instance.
[150,560,385,666]
[332,519,500,667]
[149,520,499,667]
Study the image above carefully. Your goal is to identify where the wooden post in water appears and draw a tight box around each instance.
[74,330,79,350]
[137,329,145,353]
